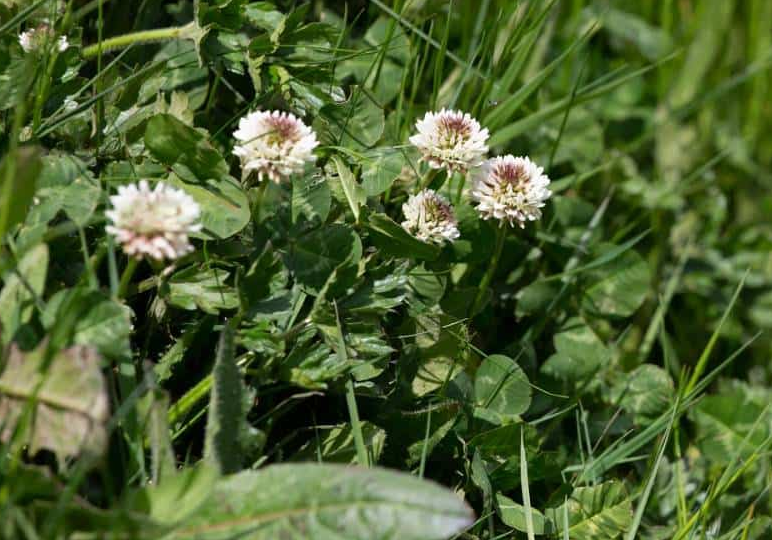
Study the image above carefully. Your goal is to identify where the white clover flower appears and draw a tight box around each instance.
[232,110,318,183]
[105,180,202,261]
[19,26,68,53]
[409,108,489,173]
[401,189,460,244]
[471,155,551,228]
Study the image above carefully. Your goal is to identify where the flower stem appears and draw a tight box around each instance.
[82,24,192,59]
[117,257,139,300]
[417,168,439,192]
[252,180,269,223]
[470,223,507,316]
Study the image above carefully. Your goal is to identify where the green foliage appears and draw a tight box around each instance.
[0,1,771,539]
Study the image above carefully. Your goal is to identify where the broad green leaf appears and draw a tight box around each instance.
[609,365,673,424]
[365,212,441,261]
[360,150,405,197]
[0,342,109,463]
[315,86,385,150]
[42,290,133,361]
[166,174,250,240]
[144,114,228,181]
[166,464,474,540]
[165,266,240,314]
[582,244,650,318]
[0,146,42,243]
[474,354,532,424]
[286,224,362,294]
[36,154,101,227]
[0,243,48,343]
[291,173,330,224]
[691,380,772,466]
[544,481,632,540]
[204,322,245,474]
[541,318,609,382]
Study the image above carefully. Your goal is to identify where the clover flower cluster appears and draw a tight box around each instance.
[408,108,552,234]
[19,25,68,54]
[106,103,550,261]
[232,110,318,184]
[106,181,201,261]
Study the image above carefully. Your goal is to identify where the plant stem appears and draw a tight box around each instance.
[82,24,192,59]
[117,257,139,299]
[345,377,369,467]
[417,168,439,192]
[470,222,507,316]
[252,180,269,223]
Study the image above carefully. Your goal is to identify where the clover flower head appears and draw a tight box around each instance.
[233,110,319,183]
[401,189,460,244]
[471,155,551,227]
[105,180,202,261]
[19,26,68,53]
[409,108,489,173]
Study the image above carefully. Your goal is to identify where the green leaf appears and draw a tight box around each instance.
[291,173,331,224]
[144,114,228,181]
[581,244,650,318]
[0,243,48,343]
[165,464,474,540]
[544,481,632,540]
[287,224,362,294]
[330,156,366,221]
[165,266,240,314]
[36,154,101,227]
[315,86,385,150]
[596,7,674,61]
[204,322,245,474]
[691,380,772,466]
[292,422,387,465]
[497,493,550,535]
[360,150,405,197]
[0,146,43,243]
[609,365,673,424]
[474,355,532,425]
[42,290,133,361]
[0,342,109,463]
[166,174,250,240]
[541,318,609,382]
[365,212,441,261]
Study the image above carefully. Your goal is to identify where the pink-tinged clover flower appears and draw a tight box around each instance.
[471,155,551,227]
[233,110,319,183]
[106,181,201,261]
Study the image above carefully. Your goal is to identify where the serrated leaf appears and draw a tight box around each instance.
[0,342,109,463]
[166,464,474,540]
